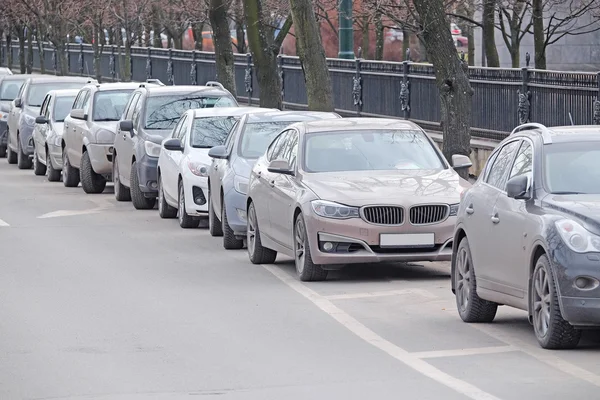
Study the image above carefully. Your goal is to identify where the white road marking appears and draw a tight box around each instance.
[37,209,102,219]
[411,345,518,359]
[325,288,438,301]
[472,324,600,388]
[263,265,502,400]
[0,218,9,227]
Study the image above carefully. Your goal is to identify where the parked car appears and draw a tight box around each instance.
[157,107,276,228]
[61,82,141,192]
[245,118,471,281]
[6,76,96,169]
[207,111,341,250]
[31,89,80,181]
[452,123,600,350]
[112,82,239,209]
[0,74,27,158]
[0,67,13,76]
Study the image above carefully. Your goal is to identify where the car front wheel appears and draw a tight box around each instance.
[46,151,61,182]
[158,175,177,219]
[6,144,17,164]
[130,161,156,210]
[17,136,32,169]
[113,156,131,202]
[247,201,277,264]
[294,213,327,282]
[178,181,199,228]
[33,145,46,176]
[62,147,80,187]
[208,191,223,237]
[80,151,106,194]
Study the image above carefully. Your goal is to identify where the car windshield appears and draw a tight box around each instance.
[303,130,445,173]
[544,141,600,194]
[238,121,297,158]
[145,94,237,130]
[190,116,237,148]
[0,79,25,101]
[27,82,86,107]
[53,96,77,122]
[93,90,133,121]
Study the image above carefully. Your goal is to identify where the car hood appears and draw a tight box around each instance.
[302,169,469,205]
[91,121,119,134]
[143,129,172,144]
[542,194,600,234]
[24,106,41,118]
[188,148,212,166]
[232,157,256,179]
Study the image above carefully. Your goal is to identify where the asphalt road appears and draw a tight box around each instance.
[1,161,599,400]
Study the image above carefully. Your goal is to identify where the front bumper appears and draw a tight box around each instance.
[305,213,455,266]
[223,187,247,235]
[137,154,159,196]
[87,143,114,175]
[182,171,209,217]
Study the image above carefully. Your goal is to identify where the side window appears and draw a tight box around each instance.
[17,83,26,100]
[124,93,140,120]
[286,131,299,170]
[225,121,239,153]
[81,91,91,115]
[173,115,188,140]
[132,95,144,127]
[267,131,290,161]
[486,140,520,190]
[44,96,52,118]
[508,141,533,180]
[40,95,49,116]
[73,91,85,110]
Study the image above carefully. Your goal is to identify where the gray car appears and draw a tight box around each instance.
[0,74,27,158]
[6,76,96,169]
[452,123,600,350]
[207,111,341,250]
[62,82,140,193]
[31,89,80,181]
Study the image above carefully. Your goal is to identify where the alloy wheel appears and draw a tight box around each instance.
[295,219,306,274]
[178,184,185,225]
[456,246,471,313]
[247,204,256,256]
[533,265,551,337]
[158,178,165,215]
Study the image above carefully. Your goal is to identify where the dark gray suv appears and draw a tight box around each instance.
[452,123,600,349]
[112,82,238,209]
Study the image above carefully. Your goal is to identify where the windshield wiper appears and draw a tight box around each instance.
[94,118,119,122]
[192,145,213,148]
[552,191,586,195]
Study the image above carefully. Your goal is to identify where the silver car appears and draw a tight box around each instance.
[31,89,79,181]
[0,74,27,158]
[207,111,341,250]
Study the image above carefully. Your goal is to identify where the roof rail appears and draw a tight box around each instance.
[511,122,553,144]
[86,78,98,84]
[205,81,226,90]
[145,78,165,86]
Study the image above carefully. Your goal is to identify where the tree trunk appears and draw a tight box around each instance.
[234,0,247,53]
[244,0,282,108]
[152,6,162,48]
[374,11,384,61]
[361,17,370,59]
[413,0,474,178]
[16,25,26,74]
[402,28,410,60]
[192,22,204,50]
[92,25,102,82]
[26,25,33,74]
[209,0,237,94]
[482,0,500,67]
[532,0,545,69]
[6,32,13,68]
[123,25,133,81]
[289,0,334,111]
[36,32,46,74]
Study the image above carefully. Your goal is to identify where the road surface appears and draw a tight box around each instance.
[0,160,599,400]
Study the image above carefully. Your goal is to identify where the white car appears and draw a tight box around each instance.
[157,107,276,228]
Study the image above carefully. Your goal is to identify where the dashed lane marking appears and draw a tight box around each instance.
[263,264,502,400]
[324,288,438,301]
[37,209,102,219]
[0,218,9,227]
[410,345,519,359]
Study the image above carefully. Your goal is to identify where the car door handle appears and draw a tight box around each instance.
[491,214,500,224]
[465,205,474,215]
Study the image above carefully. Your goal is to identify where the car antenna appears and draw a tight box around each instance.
[568,112,574,126]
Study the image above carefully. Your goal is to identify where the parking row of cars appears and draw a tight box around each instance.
[2,72,599,350]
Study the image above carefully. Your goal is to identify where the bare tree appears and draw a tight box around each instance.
[209,0,236,93]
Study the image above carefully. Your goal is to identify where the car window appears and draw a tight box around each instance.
[28,82,87,107]
[224,121,239,153]
[124,93,141,120]
[239,121,299,159]
[544,141,600,194]
[173,114,187,140]
[54,95,77,122]
[190,116,238,148]
[40,95,50,117]
[16,82,26,101]
[92,90,134,121]
[0,79,25,101]
[485,140,520,190]
[266,131,285,161]
[132,95,144,127]
[285,131,299,169]
[508,140,533,181]
[72,91,85,110]
[81,90,91,115]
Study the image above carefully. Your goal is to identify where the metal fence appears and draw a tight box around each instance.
[4,42,600,141]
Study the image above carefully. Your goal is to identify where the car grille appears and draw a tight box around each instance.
[409,205,449,225]
[362,206,404,225]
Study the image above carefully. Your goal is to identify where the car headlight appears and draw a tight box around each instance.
[234,175,249,195]
[96,129,115,144]
[188,161,209,177]
[449,203,460,216]
[53,135,62,146]
[0,112,7,120]
[144,141,161,157]
[555,219,600,253]
[311,200,360,219]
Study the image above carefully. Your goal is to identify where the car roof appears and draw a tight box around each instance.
[511,124,600,145]
[87,82,142,91]
[142,85,233,97]
[190,107,277,118]
[245,111,340,123]
[26,76,95,84]
[46,89,81,97]
[299,117,422,133]
[1,74,31,81]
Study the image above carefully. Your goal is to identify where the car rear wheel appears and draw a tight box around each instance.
[17,137,32,169]
[531,255,581,349]
[113,156,131,201]
[158,175,177,219]
[178,181,199,228]
[80,151,106,194]
[33,146,46,176]
[455,237,498,323]
[294,213,328,282]
[130,161,156,210]
[46,151,61,182]
[0,145,6,158]
[6,144,16,164]
[62,147,80,187]
[222,200,243,249]
[208,191,223,237]
[247,202,277,264]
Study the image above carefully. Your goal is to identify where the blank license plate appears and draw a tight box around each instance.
[379,233,435,248]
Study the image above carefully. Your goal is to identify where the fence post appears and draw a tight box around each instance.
[518,52,531,125]
[400,48,411,120]
[593,72,600,125]
[145,47,152,80]
[78,43,84,76]
[190,50,198,85]
[352,47,363,116]
[52,45,57,75]
[278,54,285,109]
[245,53,253,105]
[167,48,174,85]
[109,46,116,81]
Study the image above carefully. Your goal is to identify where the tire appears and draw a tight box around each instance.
[33,146,46,176]
[531,255,582,349]
[158,175,177,219]
[208,191,223,237]
[46,151,61,182]
[222,199,243,249]
[0,146,6,158]
[454,237,498,323]
[130,161,156,210]
[247,202,277,264]
[17,137,32,169]
[7,144,16,164]
[294,213,328,281]
[62,147,80,187]
[113,156,131,202]
[80,151,106,194]
[178,181,199,228]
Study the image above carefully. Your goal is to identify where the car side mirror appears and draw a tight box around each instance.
[163,138,183,152]
[13,98,21,108]
[120,120,134,136]
[35,116,48,124]
[506,175,531,200]
[208,145,228,159]
[451,154,472,170]
[268,159,294,175]
[70,108,87,120]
